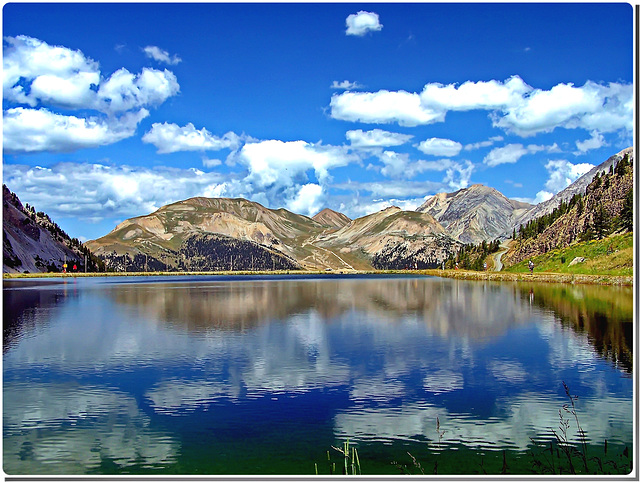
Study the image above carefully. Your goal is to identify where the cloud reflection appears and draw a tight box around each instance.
[334,391,632,451]
[3,276,632,474]
[3,382,179,474]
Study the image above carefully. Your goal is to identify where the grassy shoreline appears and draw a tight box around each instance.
[3,268,633,285]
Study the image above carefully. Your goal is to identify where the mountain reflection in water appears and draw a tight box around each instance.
[516,282,632,372]
[108,277,536,337]
[2,275,633,475]
[106,276,633,370]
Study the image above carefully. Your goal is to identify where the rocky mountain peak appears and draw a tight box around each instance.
[312,208,352,229]
[417,183,532,244]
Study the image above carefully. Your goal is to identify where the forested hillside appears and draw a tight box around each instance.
[503,151,633,268]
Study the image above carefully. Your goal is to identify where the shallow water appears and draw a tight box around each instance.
[3,274,633,475]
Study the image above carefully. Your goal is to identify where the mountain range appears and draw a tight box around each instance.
[84,197,462,271]
[4,147,633,273]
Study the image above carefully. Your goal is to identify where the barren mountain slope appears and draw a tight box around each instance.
[312,208,351,229]
[313,207,462,268]
[417,184,532,244]
[86,199,465,272]
[86,197,325,270]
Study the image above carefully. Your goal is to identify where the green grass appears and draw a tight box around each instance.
[504,232,633,276]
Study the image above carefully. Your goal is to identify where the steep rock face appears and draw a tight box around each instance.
[312,208,351,229]
[503,150,634,266]
[3,185,98,273]
[417,184,532,244]
[512,147,633,234]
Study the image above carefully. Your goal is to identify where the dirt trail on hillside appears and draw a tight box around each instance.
[490,240,512,271]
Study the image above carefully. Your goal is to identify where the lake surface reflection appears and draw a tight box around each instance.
[3,275,633,475]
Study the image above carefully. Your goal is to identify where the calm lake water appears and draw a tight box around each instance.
[3,274,633,475]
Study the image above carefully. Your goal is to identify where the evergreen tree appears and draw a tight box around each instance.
[576,194,584,216]
[620,188,633,232]
[592,172,602,189]
[615,154,628,176]
[592,205,610,239]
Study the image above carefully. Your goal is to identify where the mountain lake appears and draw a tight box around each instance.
[3,274,633,475]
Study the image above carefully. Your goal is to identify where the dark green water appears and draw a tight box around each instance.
[3,275,633,475]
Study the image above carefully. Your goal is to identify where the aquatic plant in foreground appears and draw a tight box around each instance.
[318,382,632,475]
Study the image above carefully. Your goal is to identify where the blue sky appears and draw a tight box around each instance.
[2,3,633,241]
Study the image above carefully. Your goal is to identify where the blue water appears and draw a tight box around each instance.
[3,275,633,475]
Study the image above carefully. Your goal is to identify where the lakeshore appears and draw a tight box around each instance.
[3,268,633,286]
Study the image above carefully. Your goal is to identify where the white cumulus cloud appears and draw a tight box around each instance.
[483,143,559,168]
[4,139,359,222]
[96,67,179,113]
[493,80,633,136]
[330,90,445,127]
[3,162,230,222]
[416,137,463,157]
[4,36,180,115]
[287,183,325,216]
[143,45,182,65]
[421,76,530,111]
[3,107,149,154]
[330,75,632,139]
[443,160,474,190]
[532,159,595,204]
[3,35,100,108]
[142,122,241,154]
[3,35,180,153]
[375,150,474,188]
[483,144,529,167]
[345,11,383,36]
[574,130,607,154]
[235,139,355,189]
[379,151,414,178]
[542,159,595,194]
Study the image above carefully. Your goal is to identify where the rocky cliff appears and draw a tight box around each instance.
[3,185,103,273]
